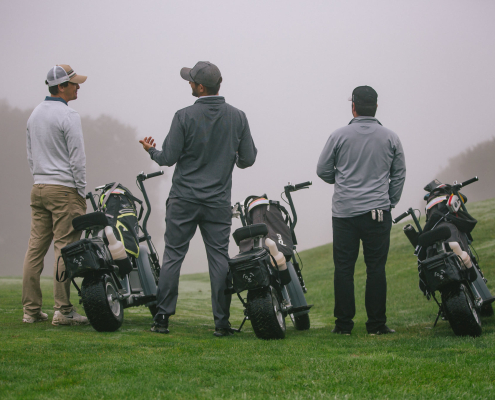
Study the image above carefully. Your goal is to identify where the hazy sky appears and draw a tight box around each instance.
[2,1,495,274]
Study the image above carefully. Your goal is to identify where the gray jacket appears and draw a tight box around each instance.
[317,117,406,218]
[149,96,257,207]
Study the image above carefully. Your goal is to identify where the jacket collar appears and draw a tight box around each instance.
[348,116,382,126]
[45,96,68,106]
[194,96,225,105]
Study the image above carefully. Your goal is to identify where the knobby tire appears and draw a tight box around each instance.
[247,288,286,340]
[442,284,482,337]
[81,275,124,332]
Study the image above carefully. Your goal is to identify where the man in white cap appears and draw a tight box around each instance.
[22,65,89,326]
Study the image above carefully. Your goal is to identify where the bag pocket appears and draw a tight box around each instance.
[420,252,464,292]
[61,237,113,280]
[228,249,271,292]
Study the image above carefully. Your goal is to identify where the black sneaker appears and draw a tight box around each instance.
[213,327,234,337]
[368,325,395,335]
[151,315,169,334]
[331,326,352,335]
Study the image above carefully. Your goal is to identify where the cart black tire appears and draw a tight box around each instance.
[283,261,310,330]
[442,284,482,337]
[291,313,310,331]
[247,287,286,340]
[81,274,124,332]
[480,302,494,317]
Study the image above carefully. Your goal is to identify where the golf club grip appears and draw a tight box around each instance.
[393,211,409,224]
[294,181,312,190]
[460,176,478,187]
[145,171,164,179]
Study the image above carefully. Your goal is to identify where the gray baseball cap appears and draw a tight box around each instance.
[180,61,221,86]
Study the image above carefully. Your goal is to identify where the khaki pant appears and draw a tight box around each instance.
[22,184,87,316]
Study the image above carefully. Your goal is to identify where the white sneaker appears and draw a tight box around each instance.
[23,311,48,323]
[52,309,90,326]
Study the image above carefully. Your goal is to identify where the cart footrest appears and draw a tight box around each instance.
[288,304,313,314]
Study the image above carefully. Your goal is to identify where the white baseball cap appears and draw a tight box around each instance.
[46,64,87,87]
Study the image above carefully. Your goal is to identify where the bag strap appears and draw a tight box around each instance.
[55,255,67,282]
[100,182,120,210]
[269,200,292,224]
[117,216,140,246]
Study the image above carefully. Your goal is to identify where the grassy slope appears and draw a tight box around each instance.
[1,199,495,399]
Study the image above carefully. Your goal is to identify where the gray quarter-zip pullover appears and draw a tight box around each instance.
[148,96,257,207]
[317,117,406,218]
[26,97,86,197]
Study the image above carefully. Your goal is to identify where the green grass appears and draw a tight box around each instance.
[1,199,495,399]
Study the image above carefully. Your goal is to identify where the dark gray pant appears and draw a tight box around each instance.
[332,211,392,332]
[155,198,232,328]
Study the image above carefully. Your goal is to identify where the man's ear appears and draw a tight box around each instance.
[198,84,206,94]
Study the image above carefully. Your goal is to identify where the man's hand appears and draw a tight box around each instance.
[139,137,157,152]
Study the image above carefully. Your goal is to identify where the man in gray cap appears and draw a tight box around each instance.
[140,61,257,336]
[317,86,406,336]
[23,65,89,326]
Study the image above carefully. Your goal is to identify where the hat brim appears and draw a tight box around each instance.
[70,74,87,84]
[180,67,194,82]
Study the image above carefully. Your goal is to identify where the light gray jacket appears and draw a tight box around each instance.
[26,97,86,197]
[317,117,406,218]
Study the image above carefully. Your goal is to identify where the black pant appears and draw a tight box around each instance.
[332,211,392,332]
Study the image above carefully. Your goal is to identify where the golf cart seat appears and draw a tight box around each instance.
[232,223,268,246]
[72,212,110,232]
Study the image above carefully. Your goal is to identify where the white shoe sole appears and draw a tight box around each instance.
[23,318,48,323]
[52,318,90,326]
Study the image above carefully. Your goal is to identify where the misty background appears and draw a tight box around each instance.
[1,1,495,277]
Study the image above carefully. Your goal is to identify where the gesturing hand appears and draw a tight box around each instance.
[139,137,157,152]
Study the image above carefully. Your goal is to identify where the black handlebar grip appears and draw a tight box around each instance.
[460,176,478,187]
[393,211,409,224]
[294,181,312,190]
[145,170,164,179]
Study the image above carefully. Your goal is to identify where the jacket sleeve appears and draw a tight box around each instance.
[389,137,406,208]
[236,115,257,169]
[316,134,338,184]
[148,112,184,167]
[64,112,86,197]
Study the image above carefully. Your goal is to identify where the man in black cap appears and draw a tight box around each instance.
[316,86,406,335]
[139,61,257,336]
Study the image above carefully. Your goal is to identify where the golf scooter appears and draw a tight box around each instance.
[394,176,494,337]
[61,171,163,332]
[228,181,313,339]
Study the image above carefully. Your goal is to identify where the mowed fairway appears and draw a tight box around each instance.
[1,199,495,399]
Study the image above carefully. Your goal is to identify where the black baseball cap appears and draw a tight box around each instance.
[180,61,222,87]
[348,86,378,105]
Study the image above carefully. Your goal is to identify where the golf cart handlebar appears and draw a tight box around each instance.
[286,181,312,192]
[393,210,410,224]
[138,170,164,181]
[453,176,478,191]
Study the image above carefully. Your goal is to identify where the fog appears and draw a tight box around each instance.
[1,0,495,276]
